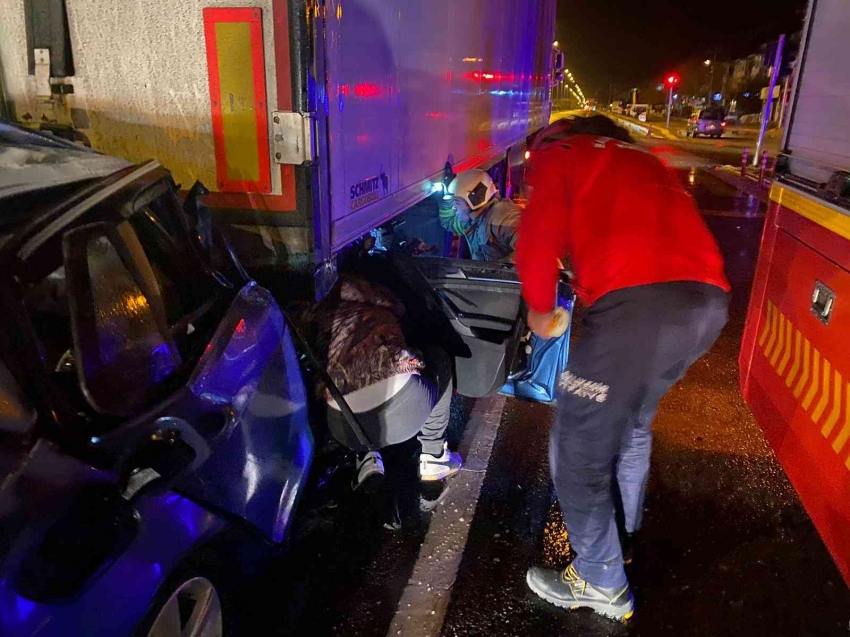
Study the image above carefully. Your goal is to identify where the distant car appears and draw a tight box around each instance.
[687,107,726,138]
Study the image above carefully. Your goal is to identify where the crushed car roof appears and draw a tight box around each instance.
[0,120,130,201]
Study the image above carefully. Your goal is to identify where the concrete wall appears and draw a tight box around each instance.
[0,0,280,193]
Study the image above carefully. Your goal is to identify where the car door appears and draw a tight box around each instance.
[390,254,574,401]
[380,190,574,403]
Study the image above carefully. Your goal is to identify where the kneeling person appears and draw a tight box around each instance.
[439,168,521,262]
[304,276,461,489]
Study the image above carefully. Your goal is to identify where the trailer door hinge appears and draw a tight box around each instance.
[271,111,315,165]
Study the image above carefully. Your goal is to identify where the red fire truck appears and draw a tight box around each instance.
[740,0,850,586]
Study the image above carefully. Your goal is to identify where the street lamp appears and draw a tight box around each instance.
[553,40,559,47]
[665,74,680,130]
[704,56,716,104]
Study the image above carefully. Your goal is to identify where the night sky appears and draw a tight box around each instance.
[556,0,809,100]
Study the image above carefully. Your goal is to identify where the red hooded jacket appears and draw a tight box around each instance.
[516,134,730,312]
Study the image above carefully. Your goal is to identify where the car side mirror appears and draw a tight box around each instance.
[116,416,212,501]
[64,221,182,417]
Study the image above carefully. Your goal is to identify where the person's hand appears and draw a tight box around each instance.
[527,307,570,339]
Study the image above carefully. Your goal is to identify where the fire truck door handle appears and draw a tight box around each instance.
[811,281,836,325]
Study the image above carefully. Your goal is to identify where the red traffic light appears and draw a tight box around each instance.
[665,74,680,86]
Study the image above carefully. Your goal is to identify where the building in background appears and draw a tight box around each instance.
[722,33,801,126]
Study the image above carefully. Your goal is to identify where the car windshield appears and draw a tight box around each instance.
[700,109,724,120]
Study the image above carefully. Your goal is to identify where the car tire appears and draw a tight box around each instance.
[133,527,274,637]
[141,576,223,637]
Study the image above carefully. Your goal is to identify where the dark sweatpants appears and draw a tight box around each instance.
[551,282,729,589]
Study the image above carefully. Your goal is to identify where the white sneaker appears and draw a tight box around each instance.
[419,443,462,481]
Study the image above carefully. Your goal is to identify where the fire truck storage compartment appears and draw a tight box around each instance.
[742,183,850,585]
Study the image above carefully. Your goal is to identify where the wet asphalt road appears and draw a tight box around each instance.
[264,141,850,636]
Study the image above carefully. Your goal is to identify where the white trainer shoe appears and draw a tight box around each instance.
[419,442,462,481]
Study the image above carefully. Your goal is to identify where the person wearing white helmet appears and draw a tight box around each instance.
[438,168,521,262]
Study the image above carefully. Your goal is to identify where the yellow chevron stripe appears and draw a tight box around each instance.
[834,389,850,454]
[764,304,779,360]
[758,297,850,475]
[785,329,802,388]
[770,312,787,368]
[822,372,843,438]
[794,338,812,399]
[776,317,793,374]
[812,358,832,423]
[758,302,773,348]
[802,348,821,412]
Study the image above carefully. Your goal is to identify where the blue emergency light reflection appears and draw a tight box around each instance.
[15,596,36,622]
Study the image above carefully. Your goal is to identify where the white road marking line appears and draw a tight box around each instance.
[385,396,507,637]
[700,209,766,218]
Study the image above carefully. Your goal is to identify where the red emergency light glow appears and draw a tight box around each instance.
[464,71,515,82]
[354,82,381,98]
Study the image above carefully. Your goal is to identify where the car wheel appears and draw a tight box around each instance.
[145,577,222,637]
[134,525,275,637]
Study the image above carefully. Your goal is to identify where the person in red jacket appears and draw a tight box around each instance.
[518,116,730,621]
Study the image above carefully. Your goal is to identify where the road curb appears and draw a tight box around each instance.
[710,166,772,201]
[608,114,678,140]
